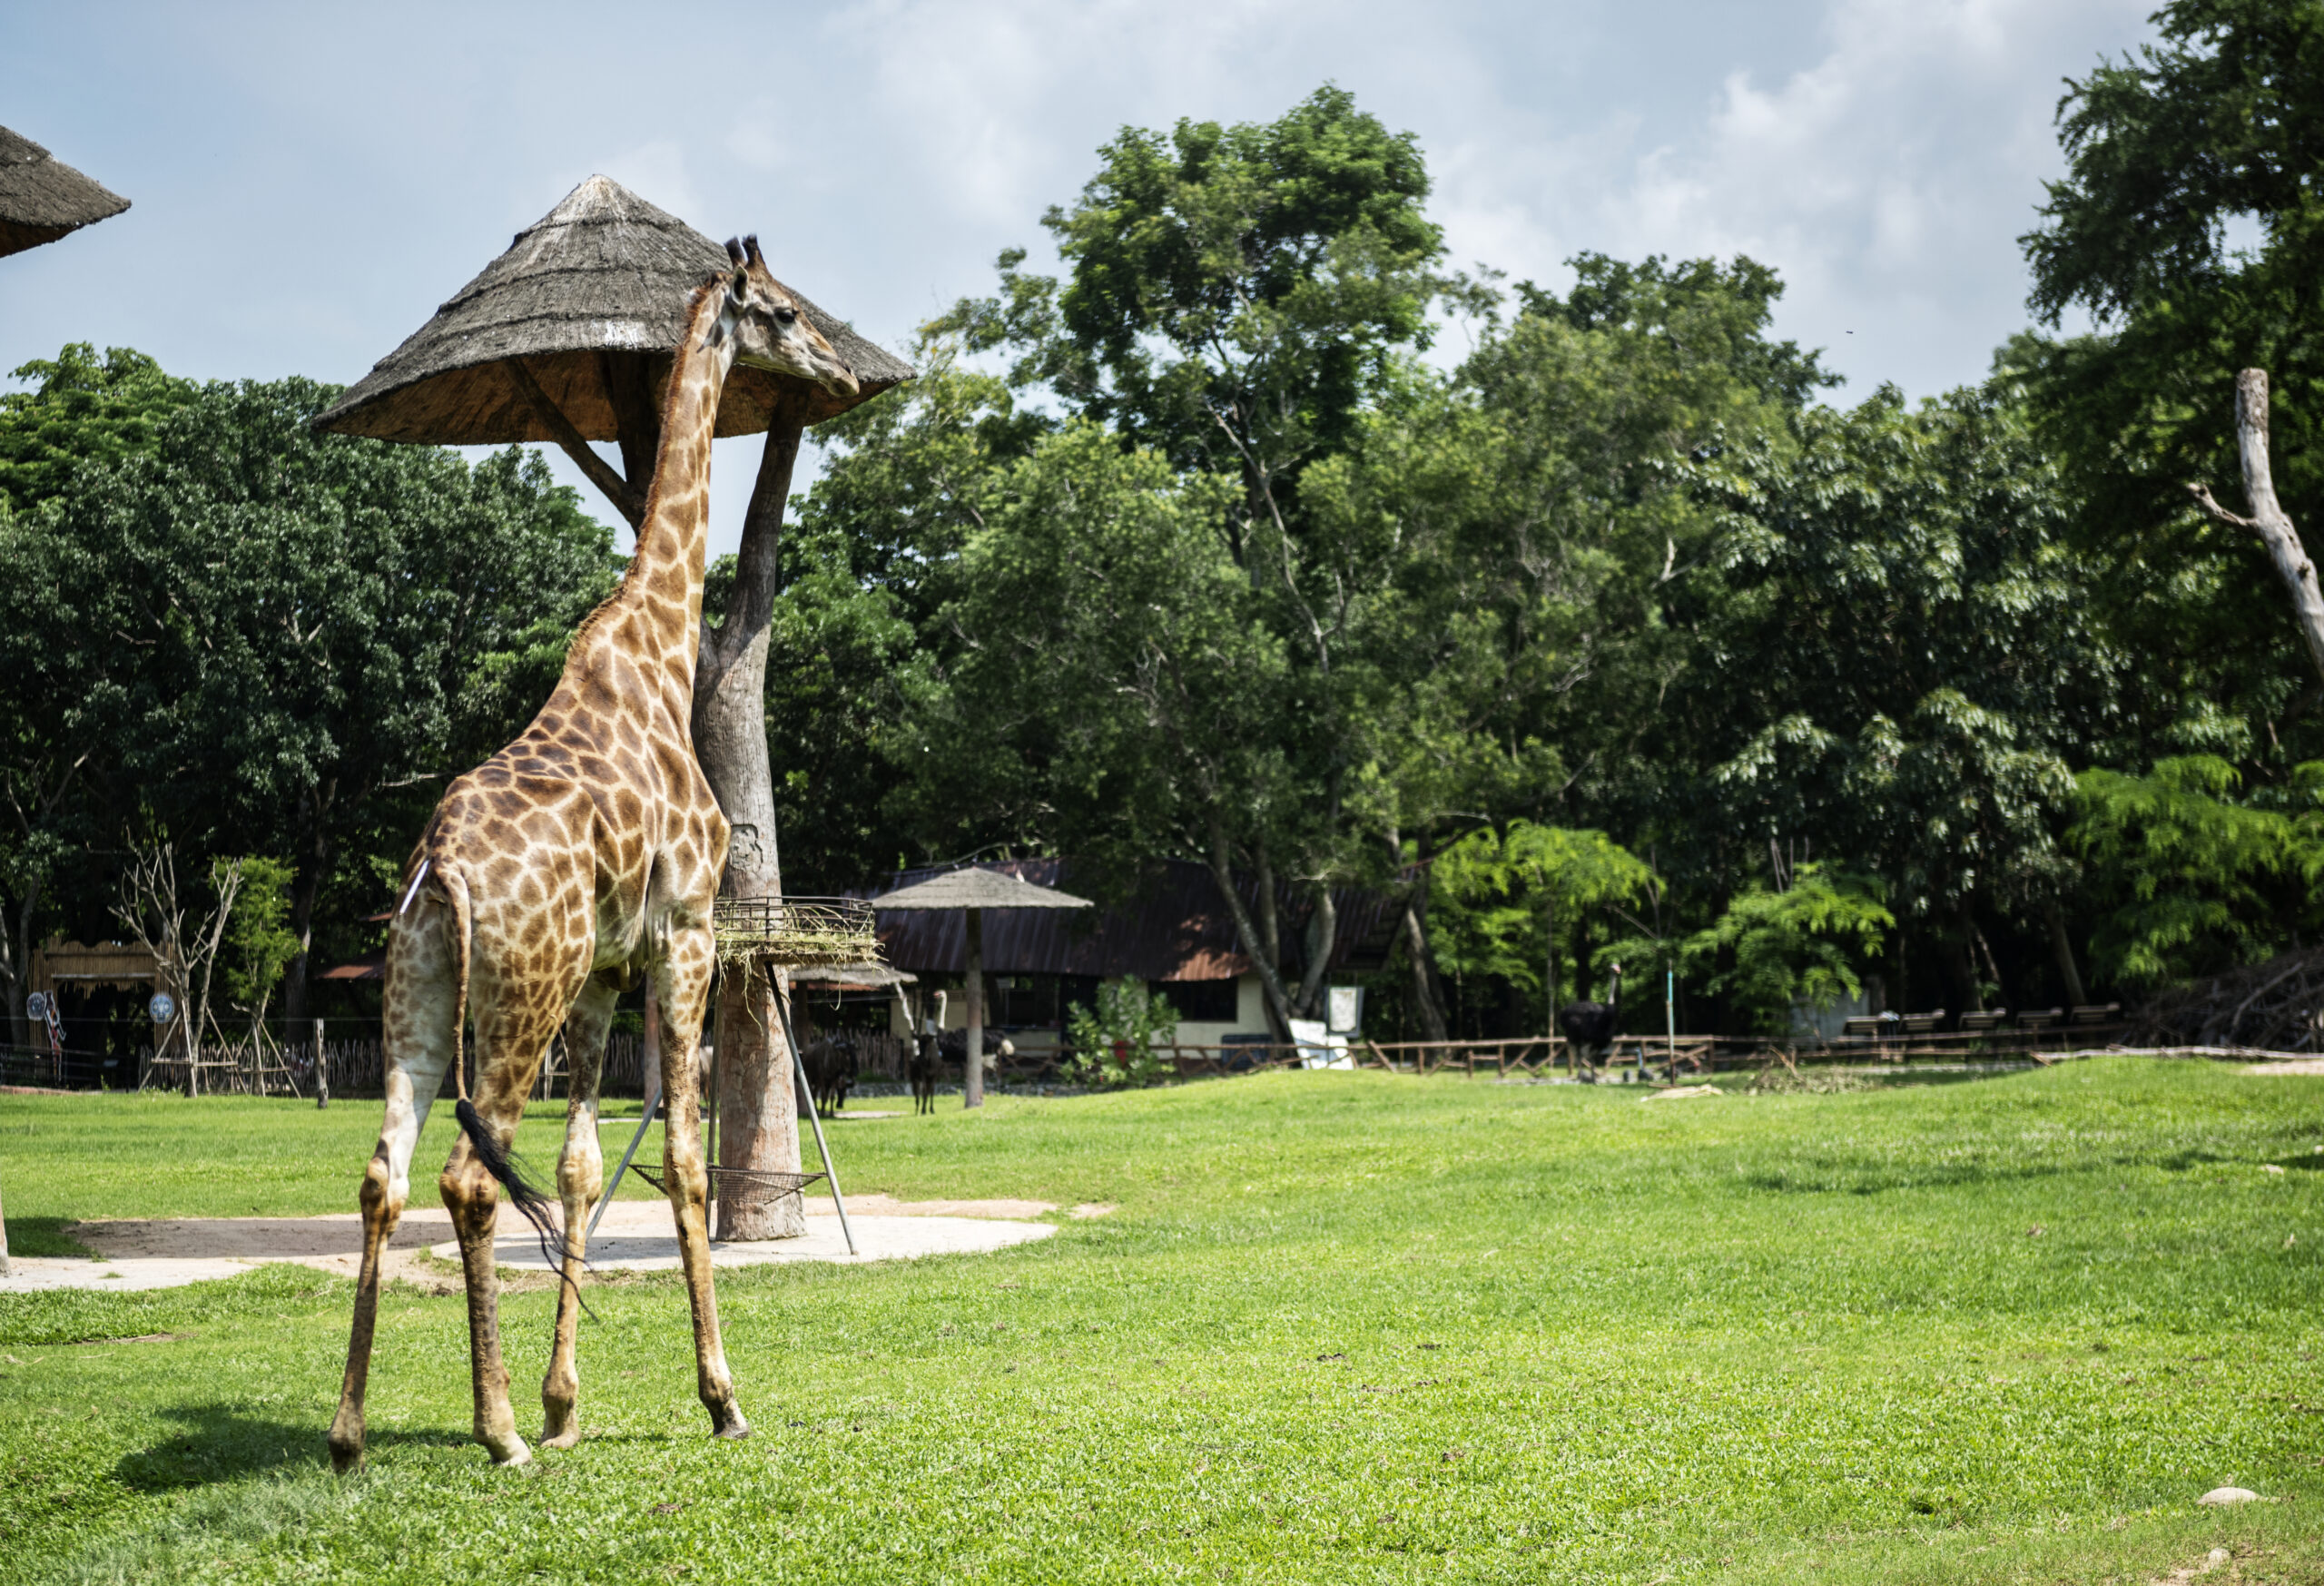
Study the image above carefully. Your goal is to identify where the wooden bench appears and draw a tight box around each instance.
[2015,1007,2063,1031]
[2069,1002,2122,1027]
[1896,1010,1946,1038]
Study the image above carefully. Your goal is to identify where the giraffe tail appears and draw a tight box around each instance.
[435,861,567,1281]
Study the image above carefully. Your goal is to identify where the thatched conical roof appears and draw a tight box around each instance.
[0,127,129,259]
[313,175,911,444]
[874,867,1094,912]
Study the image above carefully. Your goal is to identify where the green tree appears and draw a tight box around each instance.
[217,854,300,1019]
[0,362,614,1038]
[1676,384,2111,1012]
[772,340,1038,887]
[0,344,193,514]
[1429,823,1655,1035]
[2019,1,2324,773]
[1064,977,1178,1088]
[1679,865,1895,1038]
[922,87,1450,1034]
[2066,755,2324,985]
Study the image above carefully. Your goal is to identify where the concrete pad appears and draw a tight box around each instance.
[440,1198,1052,1271]
[2,1196,1058,1293]
[2245,1058,2324,1075]
[0,1255,263,1292]
[1643,1085,1722,1101]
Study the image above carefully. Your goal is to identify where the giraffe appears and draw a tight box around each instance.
[328,237,857,1471]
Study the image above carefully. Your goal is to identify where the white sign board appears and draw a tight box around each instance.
[1288,1018,1352,1069]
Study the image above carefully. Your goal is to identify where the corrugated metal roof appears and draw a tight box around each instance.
[863,858,1405,982]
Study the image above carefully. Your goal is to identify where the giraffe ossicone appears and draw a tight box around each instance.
[329,239,853,1472]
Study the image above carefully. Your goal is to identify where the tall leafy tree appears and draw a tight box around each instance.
[2020,0,2324,774]
[915,87,1450,1029]
[1675,385,2116,1011]
[0,363,612,1039]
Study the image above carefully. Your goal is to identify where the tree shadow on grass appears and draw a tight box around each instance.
[5,1216,94,1256]
[115,1403,470,1492]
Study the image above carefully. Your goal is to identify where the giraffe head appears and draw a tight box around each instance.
[714,236,859,398]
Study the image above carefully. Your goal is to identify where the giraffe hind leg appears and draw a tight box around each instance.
[443,990,561,1467]
[330,903,457,1473]
[542,973,616,1449]
[655,930,749,1440]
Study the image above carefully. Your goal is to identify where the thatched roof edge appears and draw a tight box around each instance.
[0,125,129,259]
[312,174,911,443]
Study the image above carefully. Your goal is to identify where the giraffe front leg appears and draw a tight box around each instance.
[656,935,748,1440]
[542,976,615,1449]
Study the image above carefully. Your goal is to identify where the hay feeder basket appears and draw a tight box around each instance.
[713,895,879,969]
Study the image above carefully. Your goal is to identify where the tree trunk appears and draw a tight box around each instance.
[2044,903,2089,1008]
[963,908,987,1109]
[2188,368,2324,684]
[1206,816,1298,1037]
[6,876,41,1052]
[1253,844,1281,976]
[1293,883,1336,1018]
[694,422,806,1241]
[1939,908,1981,1015]
[281,807,330,1039]
[1399,900,1450,1043]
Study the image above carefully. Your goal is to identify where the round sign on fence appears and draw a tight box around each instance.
[148,991,176,1024]
[25,991,47,1020]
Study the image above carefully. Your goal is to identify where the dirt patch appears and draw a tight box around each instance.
[2244,1058,2324,1075]
[1643,1085,1722,1101]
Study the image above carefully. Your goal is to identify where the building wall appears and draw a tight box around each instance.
[883,971,1275,1050]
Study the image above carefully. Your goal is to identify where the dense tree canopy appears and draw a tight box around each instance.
[19,34,2324,1052]
[0,368,612,1043]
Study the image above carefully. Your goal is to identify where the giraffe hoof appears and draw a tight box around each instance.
[712,1408,752,1442]
[486,1433,534,1467]
[540,1419,581,1451]
[328,1439,363,1475]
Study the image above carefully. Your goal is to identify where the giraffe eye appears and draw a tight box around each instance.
[774,306,797,326]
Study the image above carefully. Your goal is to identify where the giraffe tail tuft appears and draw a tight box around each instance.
[451,1101,596,1320]
[453,1099,560,1253]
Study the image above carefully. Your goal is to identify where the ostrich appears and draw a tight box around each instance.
[1558,962,1623,1079]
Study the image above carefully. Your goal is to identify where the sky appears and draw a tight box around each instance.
[1,0,2155,555]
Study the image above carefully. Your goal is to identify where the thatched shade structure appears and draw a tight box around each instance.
[313,172,910,1242]
[875,869,1096,914]
[0,127,128,259]
[877,868,1091,1108]
[313,175,910,517]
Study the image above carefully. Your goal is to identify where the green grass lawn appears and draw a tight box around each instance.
[2,1059,2320,1583]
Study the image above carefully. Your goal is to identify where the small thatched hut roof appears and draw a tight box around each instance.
[874,867,1094,912]
[314,175,910,445]
[0,127,129,259]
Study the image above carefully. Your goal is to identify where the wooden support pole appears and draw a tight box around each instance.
[313,1019,328,1109]
[507,357,643,527]
[963,908,987,1109]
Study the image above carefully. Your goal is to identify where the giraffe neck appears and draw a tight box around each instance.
[623,282,737,683]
